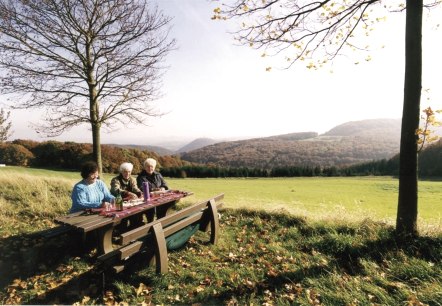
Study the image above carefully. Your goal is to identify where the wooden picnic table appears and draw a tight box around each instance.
[55,190,192,255]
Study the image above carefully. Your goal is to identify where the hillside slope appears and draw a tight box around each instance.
[181,119,401,168]
[110,144,174,156]
[177,137,219,153]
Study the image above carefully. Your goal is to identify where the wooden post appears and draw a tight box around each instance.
[207,199,219,244]
[97,224,114,255]
[151,223,168,273]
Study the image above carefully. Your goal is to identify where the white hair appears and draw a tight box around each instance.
[143,158,157,168]
[119,162,134,173]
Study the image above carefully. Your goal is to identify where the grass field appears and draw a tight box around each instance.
[2,166,441,231]
[170,176,442,227]
[0,166,441,305]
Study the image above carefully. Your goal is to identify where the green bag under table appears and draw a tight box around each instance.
[165,223,200,250]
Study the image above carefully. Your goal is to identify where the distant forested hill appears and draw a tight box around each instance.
[177,138,219,153]
[181,119,401,168]
[110,144,174,156]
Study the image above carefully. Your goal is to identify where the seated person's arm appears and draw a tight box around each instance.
[110,177,122,196]
[100,180,115,203]
[130,177,143,198]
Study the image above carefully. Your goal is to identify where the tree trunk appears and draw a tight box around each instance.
[89,80,102,174]
[396,0,423,237]
[92,121,102,175]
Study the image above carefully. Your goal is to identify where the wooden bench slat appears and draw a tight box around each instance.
[56,213,115,233]
[39,225,72,238]
[55,213,98,224]
[162,211,203,237]
[120,240,144,259]
[81,218,115,232]
[119,194,224,245]
[120,223,154,245]
[166,193,223,222]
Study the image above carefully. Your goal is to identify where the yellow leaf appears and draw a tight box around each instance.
[82,296,91,304]
[136,283,145,296]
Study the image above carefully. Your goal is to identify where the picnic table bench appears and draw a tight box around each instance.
[53,190,192,254]
[98,193,224,274]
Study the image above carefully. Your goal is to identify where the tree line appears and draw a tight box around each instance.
[161,160,399,178]
[0,139,190,174]
[3,138,441,179]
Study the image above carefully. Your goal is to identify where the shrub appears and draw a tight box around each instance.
[0,143,34,166]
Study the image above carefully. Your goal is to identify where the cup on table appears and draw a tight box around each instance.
[104,202,111,212]
[109,198,116,210]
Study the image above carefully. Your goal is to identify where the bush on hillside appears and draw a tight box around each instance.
[12,139,40,151]
[31,141,66,167]
[2,139,191,173]
[0,143,34,166]
[418,139,442,176]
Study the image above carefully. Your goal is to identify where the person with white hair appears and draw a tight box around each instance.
[110,162,142,200]
[136,158,169,191]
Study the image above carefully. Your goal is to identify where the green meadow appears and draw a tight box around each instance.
[170,176,442,231]
[1,166,441,232]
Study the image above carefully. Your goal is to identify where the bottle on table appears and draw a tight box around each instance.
[115,191,123,211]
[143,181,150,201]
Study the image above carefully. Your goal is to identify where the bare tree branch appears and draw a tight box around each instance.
[0,0,175,132]
[0,107,12,142]
[0,0,176,171]
[215,0,385,67]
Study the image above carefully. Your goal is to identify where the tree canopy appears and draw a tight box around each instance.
[0,108,12,143]
[0,0,176,172]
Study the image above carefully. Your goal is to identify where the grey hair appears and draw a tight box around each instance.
[119,162,134,173]
[143,158,157,168]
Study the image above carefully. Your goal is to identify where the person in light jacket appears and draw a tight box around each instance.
[70,161,114,213]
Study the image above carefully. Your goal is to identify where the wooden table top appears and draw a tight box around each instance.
[55,190,192,232]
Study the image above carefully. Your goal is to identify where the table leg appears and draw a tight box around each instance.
[127,214,144,230]
[97,224,114,255]
[156,201,176,218]
[145,209,155,223]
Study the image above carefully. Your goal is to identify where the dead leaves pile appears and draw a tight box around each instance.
[4,262,88,304]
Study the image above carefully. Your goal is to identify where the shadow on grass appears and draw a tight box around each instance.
[0,229,101,304]
[26,268,104,305]
[303,225,442,275]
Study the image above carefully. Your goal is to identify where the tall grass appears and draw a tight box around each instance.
[0,171,73,236]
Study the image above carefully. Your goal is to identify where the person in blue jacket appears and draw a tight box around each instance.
[70,161,115,213]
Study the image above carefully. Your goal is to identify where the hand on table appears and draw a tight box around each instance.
[126,192,139,200]
[152,187,165,192]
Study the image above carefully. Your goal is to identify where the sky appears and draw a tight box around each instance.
[4,0,442,150]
